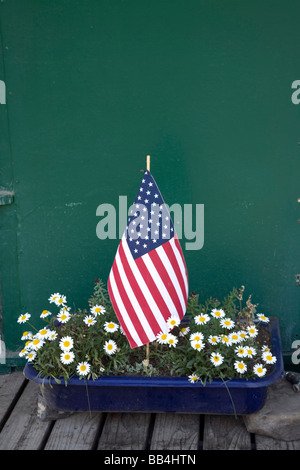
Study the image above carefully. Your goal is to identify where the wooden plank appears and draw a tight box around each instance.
[0,380,52,450]
[0,372,26,426]
[255,435,300,450]
[97,413,152,450]
[150,413,200,450]
[203,415,251,450]
[45,412,101,450]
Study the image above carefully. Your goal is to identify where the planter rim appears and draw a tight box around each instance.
[24,316,284,389]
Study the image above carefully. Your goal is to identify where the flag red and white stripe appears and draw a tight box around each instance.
[107,169,188,348]
[108,234,188,348]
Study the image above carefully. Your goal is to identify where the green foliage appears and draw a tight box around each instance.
[17,281,276,384]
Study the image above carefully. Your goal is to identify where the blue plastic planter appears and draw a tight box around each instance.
[23,317,284,415]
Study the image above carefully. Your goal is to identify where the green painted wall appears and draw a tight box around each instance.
[1,0,300,366]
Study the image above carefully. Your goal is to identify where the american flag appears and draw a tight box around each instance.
[107,170,189,348]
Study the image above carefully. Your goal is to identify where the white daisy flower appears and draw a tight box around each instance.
[60,351,75,365]
[190,332,204,342]
[191,339,205,352]
[229,332,240,344]
[47,330,58,341]
[179,326,190,337]
[195,313,210,325]
[210,308,225,318]
[210,352,224,367]
[54,295,67,307]
[19,348,28,357]
[188,374,199,383]
[166,315,180,330]
[166,334,178,348]
[83,315,97,327]
[245,346,257,358]
[256,313,270,323]
[90,305,106,316]
[208,335,220,345]
[247,325,258,338]
[104,339,117,355]
[57,310,71,324]
[27,351,37,362]
[156,332,169,344]
[220,317,235,330]
[17,313,31,324]
[253,363,267,377]
[237,330,248,342]
[48,293,60,304]
[59,336,74,351]
[262,351,277,364]
[21,331,33,341]
[234,360,247,374]
[76,361,91,376]
[235,346,247,358]
[261,344,271,353]
[36,328,50,340]
[220,335,233,347]
[30,338,45,351]
[104,321,119,333]
[99,367,105,373]
[40,310,52,319]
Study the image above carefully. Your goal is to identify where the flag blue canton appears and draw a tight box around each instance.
[125,171,174,260]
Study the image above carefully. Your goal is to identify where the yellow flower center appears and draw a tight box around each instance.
[21,315,27,321]
[223,337,229,342]
[23,331,29,336]
[169,339,174,344]
[238,363,244,369]
[161,334,167,340]
[80,365,86,371]
[257,367,263,373]
[61,314,67,320]
[232,335,238,340]
[64,341,70,348]
[40,329,47,336]
[65,354,70,360]
[194,336,200,341]
[33,339,40,345]
[107,344,113,350]
[266,355,272,361]
[225,320,231,325]
[214,356,219,362]
[215,311,221,316]
[42,310,48,314]
[108,323,114,328]
[95,307,101,312]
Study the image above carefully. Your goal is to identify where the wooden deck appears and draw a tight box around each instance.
[0,371,299,451]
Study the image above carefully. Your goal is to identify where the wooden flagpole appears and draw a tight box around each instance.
[144,155,151,368]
